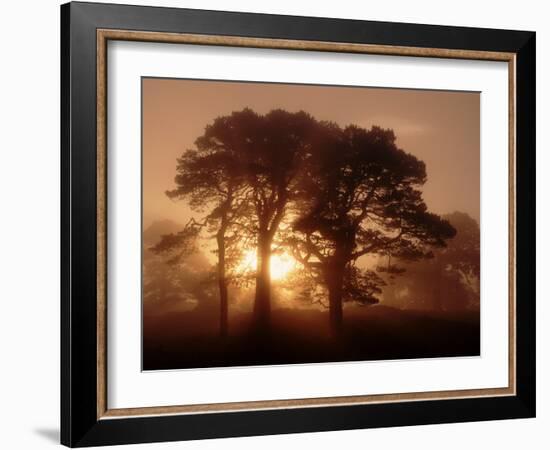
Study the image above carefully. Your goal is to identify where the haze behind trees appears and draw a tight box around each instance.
[142,79,480,228]
[142,80,480,370]
[152,107,461,335]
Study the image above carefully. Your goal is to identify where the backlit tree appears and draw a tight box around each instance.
[291,124,456,335]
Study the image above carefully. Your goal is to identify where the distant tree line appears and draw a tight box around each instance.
[380,211,480,312]
[152,108,456,337]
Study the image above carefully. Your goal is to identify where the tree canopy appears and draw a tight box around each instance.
[290,123,456,334]
[153,108,457,337]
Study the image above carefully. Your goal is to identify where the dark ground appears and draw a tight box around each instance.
[142,304,480,370]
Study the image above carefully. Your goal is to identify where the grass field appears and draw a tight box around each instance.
[143,304,480,371]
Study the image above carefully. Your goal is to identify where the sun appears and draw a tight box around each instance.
[238,250,297,281]
[270,253,297,280]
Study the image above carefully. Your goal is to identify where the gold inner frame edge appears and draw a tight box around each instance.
[96,28,517,420]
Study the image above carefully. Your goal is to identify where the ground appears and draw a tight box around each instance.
[143,304,480,370]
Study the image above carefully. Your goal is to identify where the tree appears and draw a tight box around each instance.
[291,124,456,335]
[438,212,480,295]
[192,108,319,332]
[246,110,319,331]
[380,211,480,311]
[290,264,385,311]
[144,248,218,317]
[152,111,254,337]
[143,220,219,319]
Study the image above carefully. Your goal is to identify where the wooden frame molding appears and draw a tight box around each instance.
[96,29,517,420]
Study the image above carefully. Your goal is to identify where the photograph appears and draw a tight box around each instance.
[54,1,537,447]
[141,78,481,371]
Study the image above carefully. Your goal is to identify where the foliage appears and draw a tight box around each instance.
[380,211,480,311]
[290,123,456,311]
[150,108,459,333]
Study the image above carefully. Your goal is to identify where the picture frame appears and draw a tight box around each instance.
[61,1,535,447]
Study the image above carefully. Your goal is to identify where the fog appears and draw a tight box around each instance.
[141,79,480,370]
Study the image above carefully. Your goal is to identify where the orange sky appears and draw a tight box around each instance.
[142,78,480,228]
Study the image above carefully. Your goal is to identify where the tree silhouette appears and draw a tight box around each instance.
[154,109,458,338]
[144,249,218,317]
[191,108,319,332]
[143,220,219,318]
[438,212,480,289]
[246,110,319,331]
[151,112,254,336]
[435,212,480,311]
[291,124,456,335]
[289,264,385,311]
[381,212,480,311]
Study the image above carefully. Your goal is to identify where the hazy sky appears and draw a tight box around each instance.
[142,78,480,228]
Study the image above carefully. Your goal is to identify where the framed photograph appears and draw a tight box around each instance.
[61,2,536,447]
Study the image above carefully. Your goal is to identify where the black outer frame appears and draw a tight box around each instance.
[60,1,536,447]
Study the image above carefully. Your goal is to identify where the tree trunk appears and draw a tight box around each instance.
[253,232,272,333]
[326,263,345,338]
[216,230,228,337]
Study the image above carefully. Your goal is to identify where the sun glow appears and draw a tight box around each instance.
[239,250,297,281]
